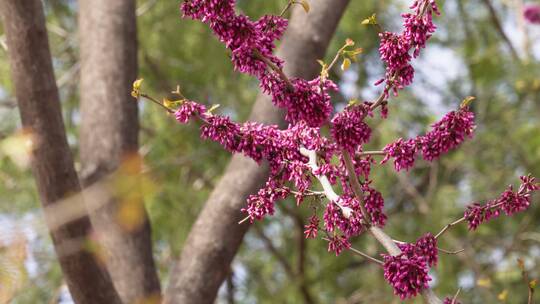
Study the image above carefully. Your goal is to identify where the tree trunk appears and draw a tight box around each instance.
[79,0,161,303]
[0,1,122,303]
[164,1,351,303]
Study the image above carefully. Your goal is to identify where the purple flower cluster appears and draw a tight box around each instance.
[382,253,431,299]
[382,106,475,170]
[242,179,289,221]
[270,77,338,127]
[383,233,438,299]
[362,183,387,226]
[327,235,351,256]
[182,0,340,128]
[464,175,539,230]
[174,100,207,123]
[398,233,438,267]
[304,215,319,239]
[323,198,364,238]
[382,138,417,171]
[331,105,372,153]
[376,0,440,95]
[182,0,285,77]
[524,4,540,24]
[419,107,475,161]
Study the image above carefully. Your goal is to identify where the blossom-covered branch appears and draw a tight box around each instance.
[130,0,539,302]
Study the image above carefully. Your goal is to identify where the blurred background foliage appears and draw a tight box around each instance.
[0,0,539,303]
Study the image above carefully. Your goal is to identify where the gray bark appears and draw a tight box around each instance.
[0,0,122,303]
[164,1,351,303]
[79,0,161,302]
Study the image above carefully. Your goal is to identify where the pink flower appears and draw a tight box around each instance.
[361,183,387,227]
[464,175,538,230]
[174,100,207,123]
[304,215,319,239]
[382,138,418,171]
[200,115,240,152]
[241,179,289,222]
[524,4,540,24]
[327,235,351,256]
[420,107,475,161]
[271,77,338,127]
[331,105,372,153]
[383,253,431,299]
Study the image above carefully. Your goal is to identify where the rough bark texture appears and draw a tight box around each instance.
[164,1,351,303]
[0,1,122,303]
[79,0,161,302]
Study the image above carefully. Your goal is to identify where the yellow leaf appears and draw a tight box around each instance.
[348,99,360,107]
[207,104,221,114]
[163,98,183,109]
[133,78,143,90]
[317,59,326,67]
[361,14,377,25]
[131,78,144,98]
[299,0,310,13]
[497,289,508,301]
[530,279,537,290]
[460,96,475,108]
[341,58,351,71]
[477,278,492,288]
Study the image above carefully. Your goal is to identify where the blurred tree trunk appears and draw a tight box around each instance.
[0,0,122,303]
[79,0,161,303]
[164,1,351,303]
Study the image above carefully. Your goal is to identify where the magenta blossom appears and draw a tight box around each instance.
[420,107,475,161]
[399,233,438,267]
[331,105,372,153]
[524,4,540,24]
[304,215,319,239]
[382,253,431,299]
[382,138,418,171]
[465,175,539,230]
[174,100,207,123]
[327,235,351,256]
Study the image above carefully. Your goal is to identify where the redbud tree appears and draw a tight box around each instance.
[132,0,539,302]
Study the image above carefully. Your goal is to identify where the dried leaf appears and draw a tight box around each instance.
[299,0,310,13]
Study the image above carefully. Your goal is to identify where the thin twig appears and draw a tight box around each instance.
[279,0,293,17]
[342,150,372,226]
[480,0,521,62]
[434,217,466,239]
[438,247,465,255]
[349,247,384,265]
[451,288,461,304]
[358,150,387,157]
[140,93,174,113]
